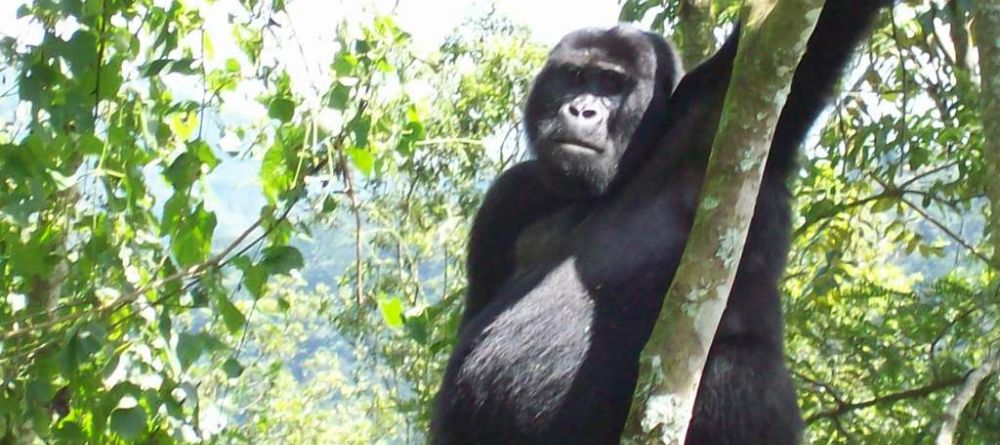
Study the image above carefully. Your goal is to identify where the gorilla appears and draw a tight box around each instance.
[432,1,894,444]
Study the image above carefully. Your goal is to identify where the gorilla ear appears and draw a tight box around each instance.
[644,32,683,94]
[665,45,683,93]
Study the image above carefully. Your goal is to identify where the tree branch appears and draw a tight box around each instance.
[806,375,968,425]
[935,350,999,445]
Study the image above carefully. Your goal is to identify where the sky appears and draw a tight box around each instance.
[393,0,621,46]
[0,0,622,52]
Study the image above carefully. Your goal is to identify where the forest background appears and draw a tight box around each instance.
[0,0,996,443]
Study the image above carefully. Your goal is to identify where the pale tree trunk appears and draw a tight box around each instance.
[623,0,825,444]
[976,0,1000,264]
[946,0,973,72]
[677,0,717,68]
[934,350,998,445]
[931,3,1000,445]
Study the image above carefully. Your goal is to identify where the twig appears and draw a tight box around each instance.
[1,213,263,342]
[806,375,968,425]
[92,0,109,122]
[898,195,994,267]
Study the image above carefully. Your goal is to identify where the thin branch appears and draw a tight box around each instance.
[898,195,994,267]
[897,160,961,190]
[415,138,484,147]
[806,375,968,425]
[92,0,108,122]
[928,307,980,379]
[1,197,268,342]
[793,191,897,239]
[197,27,208,140]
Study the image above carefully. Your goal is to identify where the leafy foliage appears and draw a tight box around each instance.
[619,0,998,443]
[0,0,996,444]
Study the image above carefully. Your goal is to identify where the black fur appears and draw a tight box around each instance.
[433,2,894,444]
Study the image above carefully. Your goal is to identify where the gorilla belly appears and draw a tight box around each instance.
[456,259,594,430]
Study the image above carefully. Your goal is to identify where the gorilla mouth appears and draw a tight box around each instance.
[555,140,604,155]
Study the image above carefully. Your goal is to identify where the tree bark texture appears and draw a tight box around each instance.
[624,0,825,444]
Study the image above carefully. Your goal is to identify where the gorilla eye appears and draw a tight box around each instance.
[598,70,628,95]
[568,67,586,86]
[557,66,586,88]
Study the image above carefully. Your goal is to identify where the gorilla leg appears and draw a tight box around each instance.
[685,337,803,445]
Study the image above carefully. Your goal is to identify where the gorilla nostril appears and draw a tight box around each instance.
[581,109,597,119]
[568,105,580,116]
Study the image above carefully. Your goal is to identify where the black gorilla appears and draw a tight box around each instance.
[433,1,894,444]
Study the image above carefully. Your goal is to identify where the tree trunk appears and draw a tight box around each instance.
[933,3,1000,444]
[623,0,825,443]
[976,0,1000,264]
[934,350,998,445]
[677,0,716,68]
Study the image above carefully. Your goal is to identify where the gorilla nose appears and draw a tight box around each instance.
[568,105,598,119]
[561,96,605,123]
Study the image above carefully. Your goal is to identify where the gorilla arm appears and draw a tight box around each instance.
[461,161,566,326]
[649,0,895,180]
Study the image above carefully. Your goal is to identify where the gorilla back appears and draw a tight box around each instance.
[432,2,894,444]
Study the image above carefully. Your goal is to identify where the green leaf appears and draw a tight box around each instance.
[53,421,86,442]
[65,322,107,371]
[18,62,55,105]
[109,406,146,439]
[352,115,371,148]
[225,58,241,73]
[10,240,48,278]
[79,134,104,155]
[234,257,268,299]
[215,294,246,335]
[376,58,394,73]
[98,57,123,100]
[378,297,404,329]
[25,378,55,406]
[176,333,204,371]
[63,30,98,78]
[327,83,351,110]
[871,197,897,213]
[142,58,198,77]
[404,311,429,344]
[268,97,296,123]
[347,147,374,176]
[171,205,216,267]
[354,39,372,54]
[332,53,357,76]
[321,195,339,213]
[161,193,188,235]
[260,142,295,205]
[83,0,103,17]
[223,358,245,378]
[191,140,220,171]
[260,246,304,276]
[164,153,199,191]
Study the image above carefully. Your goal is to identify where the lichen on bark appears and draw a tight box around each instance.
[623,0,826,443]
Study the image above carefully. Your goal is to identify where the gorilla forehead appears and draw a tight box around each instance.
[548,25,666,79]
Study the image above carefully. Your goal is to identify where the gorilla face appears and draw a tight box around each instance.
[525,25,680,198]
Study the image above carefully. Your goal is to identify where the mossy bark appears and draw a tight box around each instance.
[623,0,824,443]
[976,0,1000,265]
[932,3,1000,444]
[677,0,717,68]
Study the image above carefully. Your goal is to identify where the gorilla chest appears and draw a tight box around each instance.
[512,186,696,293]
[513,204,587,271]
